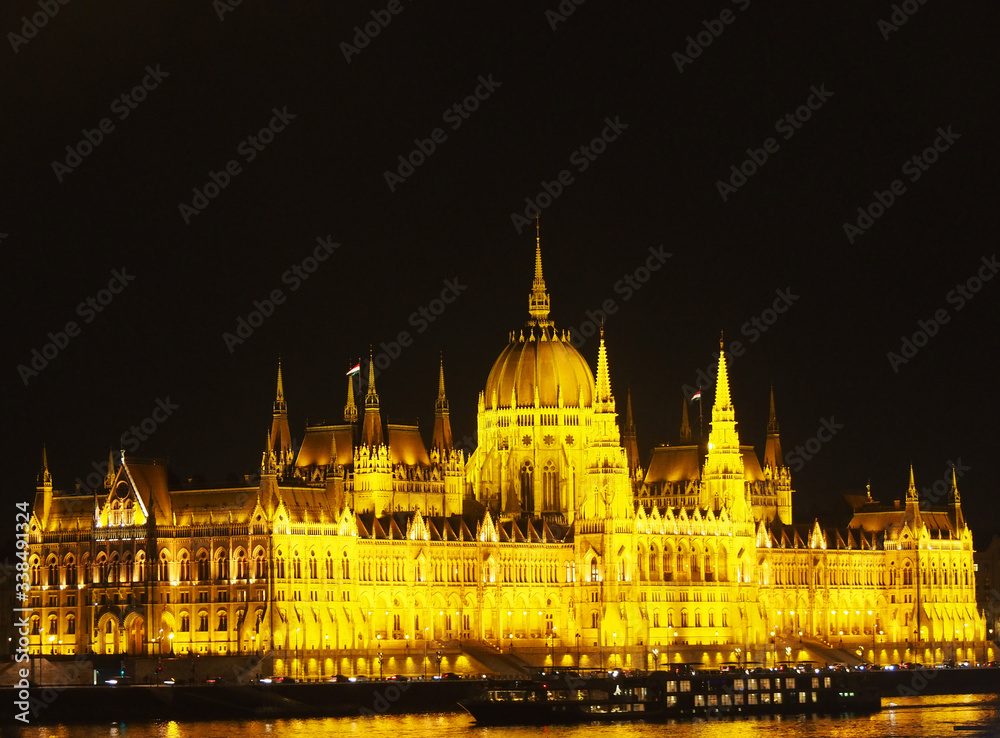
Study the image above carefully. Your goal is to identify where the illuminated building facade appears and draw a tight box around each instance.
[27,237,988,672]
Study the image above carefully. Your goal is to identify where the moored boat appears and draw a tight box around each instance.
[460,666,881,725]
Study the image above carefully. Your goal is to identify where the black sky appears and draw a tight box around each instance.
[5,1,1000,553]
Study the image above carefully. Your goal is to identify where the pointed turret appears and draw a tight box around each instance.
[906,464,919,503]
[949,464,965,530]
[362,350,384,448]
[37,445,53,527]
[269,359,293,471]
[622,388,640,470]
[432,354,453,450]
[763,386,784,470]
[594,330,615,413]
[105,448,116,489]
[679,397,692,443]
[344,371,358,424]
[527,217,552,326]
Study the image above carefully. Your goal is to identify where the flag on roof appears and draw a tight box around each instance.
[346,363,361,376]
[691,389,702,401]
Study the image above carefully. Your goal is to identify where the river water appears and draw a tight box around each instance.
[10,694,1000,737]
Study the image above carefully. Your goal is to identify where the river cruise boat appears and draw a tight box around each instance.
[460,666,881,725]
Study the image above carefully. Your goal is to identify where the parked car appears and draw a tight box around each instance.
[327,674,350,682]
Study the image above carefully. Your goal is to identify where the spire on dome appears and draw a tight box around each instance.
[949,464,961,504]
[527,216,552,326]
[764,386,784,470]
[623,388,640,470]
[365,347,379,406]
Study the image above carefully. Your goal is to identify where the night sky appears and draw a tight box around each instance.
[5,1,999,555]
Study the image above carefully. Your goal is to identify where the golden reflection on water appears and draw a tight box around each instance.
[8,696,1000,738]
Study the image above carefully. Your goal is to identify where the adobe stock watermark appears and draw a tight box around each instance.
[17,268,136,386]
[920,459,969,507]
[509,116,628,234]
[383,74,501,192]
[545,0,589,30]
[886,254,997,373]
[841,125,960,244]
[568,246,672,349]
[340,0,413,64]
[671,0,752,73]
[213,0,243,21]
[681,287,799,400]
[716,84,834,202]
[7,0,70,54]
[223,236,339,353]
[784,417,844,472]
[369,277,467,377]
[178,106,296,224]
[51,64,169,183]
[878,0,930,40]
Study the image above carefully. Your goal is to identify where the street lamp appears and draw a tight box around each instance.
[576,632,581,670]
[651,648,659,672]
[168,632,175,656]
[377,650,383,680]
[436,650,442,677]
[296,627,301,679]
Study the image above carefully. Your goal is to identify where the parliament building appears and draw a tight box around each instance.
[27,236,989,675]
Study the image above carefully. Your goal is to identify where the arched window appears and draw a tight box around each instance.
[309,553,318,579]
[65,556,77,586]
[179,554,191,582]
[292,555,302,579]
[520,461,534,513]
[542,461,558,511]
[591,611,599,629]
[722,611,729,628]
[325,552,335,579]
[66,615,76,635]
[254,551,267,580]
[653,611,660,628]
[341,552,350,580]
[158,552,170,582]
[275,554,286,580]
[590,558,599,582]
[198,553,210,581]
[47,559,58,587]
[217,610,228,631]
[216,552,229,581]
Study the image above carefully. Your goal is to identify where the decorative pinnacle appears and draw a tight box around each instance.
[767,385,779,434]
[366,346,379,404]
[527,217,552,325]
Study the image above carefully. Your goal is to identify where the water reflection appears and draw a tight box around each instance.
[9,695,1000,738]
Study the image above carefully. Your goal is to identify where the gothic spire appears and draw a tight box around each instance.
[764,386,784,470]
[432,354,453,450]
[273,357,287,414]
[906,464,919,502]
[527,216,552,326]
[270,358,292,467]
[594,329,614,412]
[949,464,961,504]
[680,396,692,443]
[344,370,358,424]
[105,448,116,489]
[713,334,732,413]
[362,348,384,448]
[623,388,640,470]
[38,445,52,487]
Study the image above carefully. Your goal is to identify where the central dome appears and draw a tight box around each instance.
[485,326,595,409]
[483,226,595,409]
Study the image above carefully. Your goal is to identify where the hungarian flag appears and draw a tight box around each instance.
[691,390,702,401]
[346,363,361,377]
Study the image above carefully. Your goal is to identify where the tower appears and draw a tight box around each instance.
[270,359,294,475]
[344,371,358,425]
[701,339,750,520]
[37,445,53,527]
[431,355,453,451]
[622,388,640,473]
